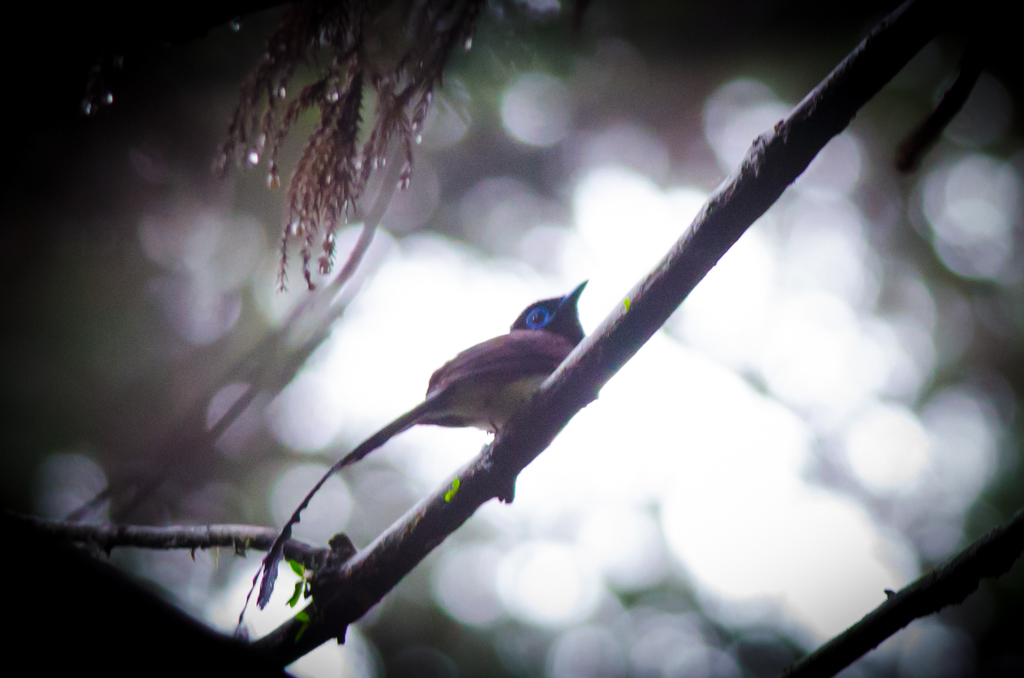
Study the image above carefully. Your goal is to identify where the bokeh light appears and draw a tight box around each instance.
[844,402,930,491]
[662,646,741,678]
[628,612,709,678]
[704,79,790,170]
[921,154,1020,280]
[497,541,604,627]
[33,453,108,521]
[15,10,1023,678]
[892,619,976,678]
[501,73,573,147]
[547,625,626,678]
[431,543,505,627]
[139,210,263,344]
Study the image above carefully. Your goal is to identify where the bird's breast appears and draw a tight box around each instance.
[421,374,548,432]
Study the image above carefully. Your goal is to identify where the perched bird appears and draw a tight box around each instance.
[252,281,588,609]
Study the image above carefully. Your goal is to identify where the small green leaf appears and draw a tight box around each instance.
[288,559,304,577]
[287,581,303,608]
[444,477,461,502]
[294,610,311,642]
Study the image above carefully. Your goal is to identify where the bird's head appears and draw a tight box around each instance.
[510,281,587,345]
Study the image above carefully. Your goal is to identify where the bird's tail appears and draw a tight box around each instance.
[334,395,443,469]
[241,393,447,622]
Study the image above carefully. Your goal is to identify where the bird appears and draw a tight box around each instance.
[250,281,588,610]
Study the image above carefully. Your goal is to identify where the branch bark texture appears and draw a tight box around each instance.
[13,514,328,569]
[252,0,950,665]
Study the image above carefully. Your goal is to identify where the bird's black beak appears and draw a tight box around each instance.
[560,280,587,310]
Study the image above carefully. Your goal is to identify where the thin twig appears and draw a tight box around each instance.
[234,145,404,628]
[250,0,950,665]
[64,144,402,526]
[10,513,329,570]
[780,508,1024,678]
[895,44,984,172]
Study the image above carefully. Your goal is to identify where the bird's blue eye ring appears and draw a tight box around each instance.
[525,307,550,329]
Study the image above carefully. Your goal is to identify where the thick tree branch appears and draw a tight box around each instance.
[11,513,328,570]
[251,0,949,665]
[780,508,1024,678]
[1,512,288,678]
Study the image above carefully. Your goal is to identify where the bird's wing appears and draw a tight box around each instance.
[254,331,577,614]
[426,329,575,397]
[253,330,576,611]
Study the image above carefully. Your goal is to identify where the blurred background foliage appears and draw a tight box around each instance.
[2,1,1023,676]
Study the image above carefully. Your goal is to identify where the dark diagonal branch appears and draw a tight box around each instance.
[250,0,950,665]
[895,44,984,172]
[11,513,329,570]
[780,508,1024,678]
